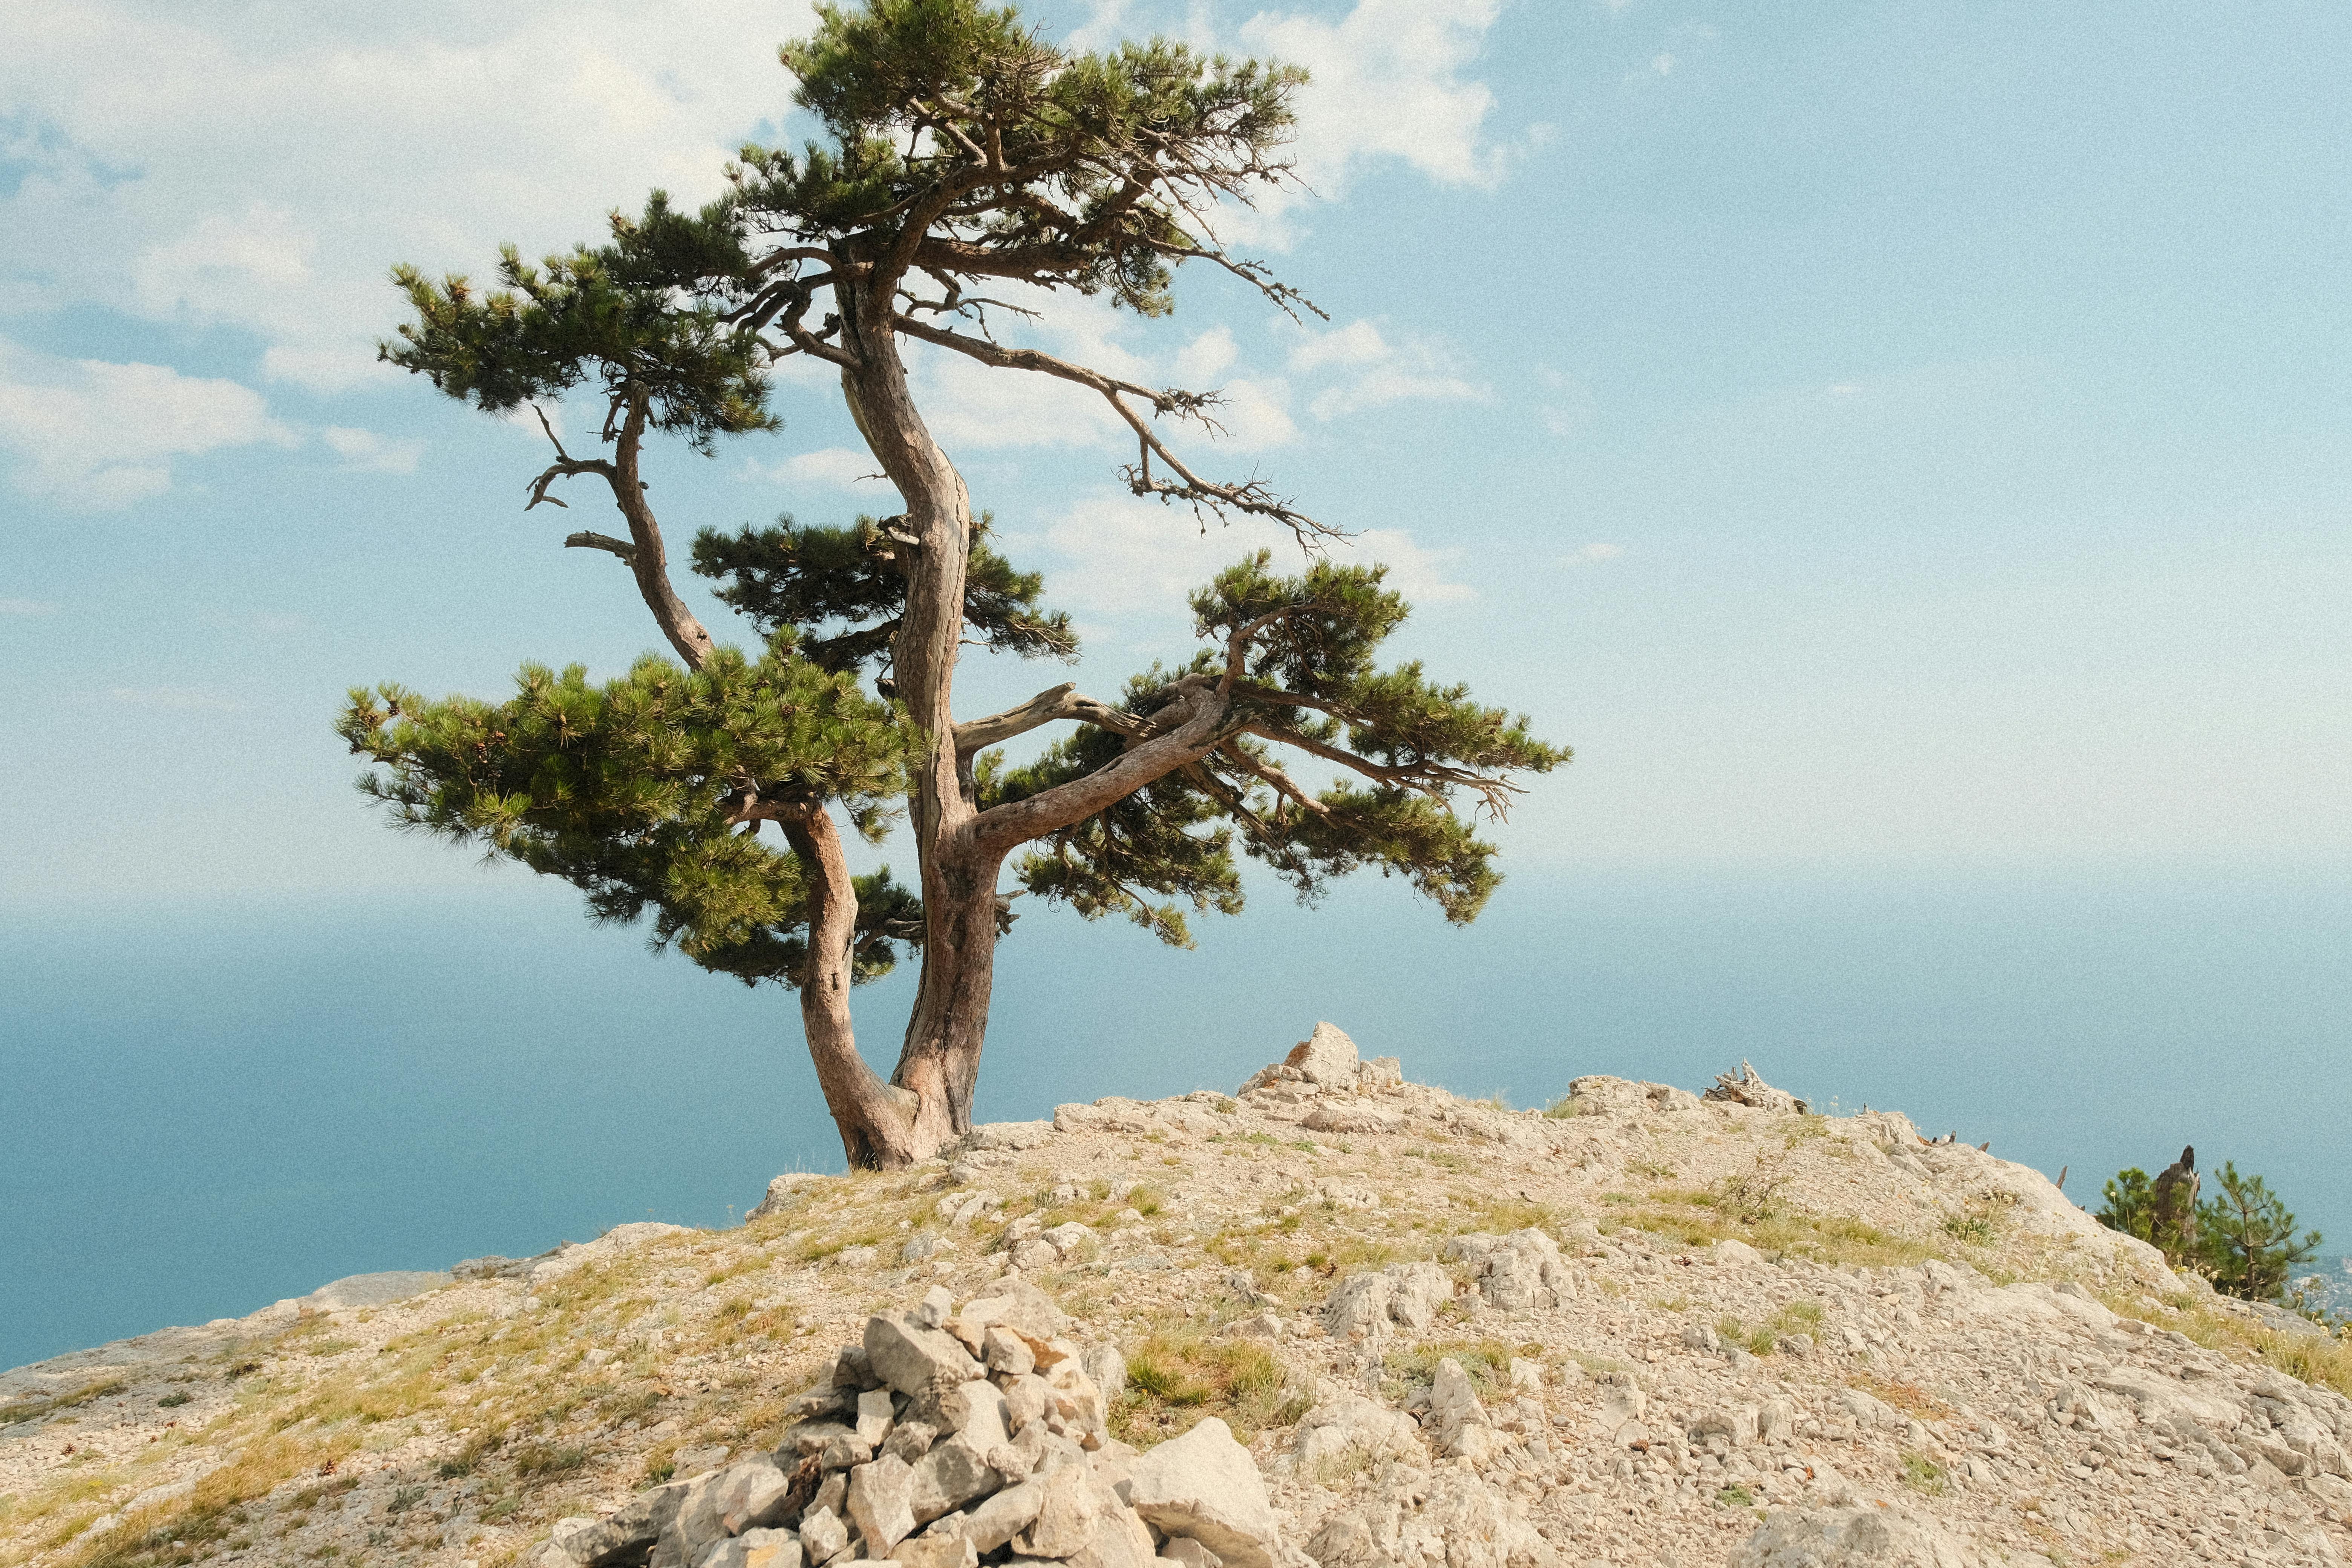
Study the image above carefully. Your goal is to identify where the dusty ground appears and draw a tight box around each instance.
[4,1032,2348,1568]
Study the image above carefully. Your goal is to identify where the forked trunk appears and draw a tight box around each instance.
[838,275,995,1161]
[775,804,925,1169]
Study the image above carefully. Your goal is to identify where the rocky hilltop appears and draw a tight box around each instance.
[3,1026,2348,1568]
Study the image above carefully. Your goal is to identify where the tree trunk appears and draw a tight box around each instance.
[775,803,924,1168]
[838,275,993,1152]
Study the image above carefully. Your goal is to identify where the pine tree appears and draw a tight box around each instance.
[2096,1167,2158,1248]
[2196,1161,2323,1303]
[349,0,1564,1165]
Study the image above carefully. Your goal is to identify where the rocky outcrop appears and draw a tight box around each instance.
[530,1284,1284,1568]
[1237,1023,1402,1099]
[1732,1506,1975,1566]
[1703,1060,1810,1116]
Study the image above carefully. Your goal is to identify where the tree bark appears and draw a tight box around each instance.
[838,272,995,1152]
[775,803,922,1168]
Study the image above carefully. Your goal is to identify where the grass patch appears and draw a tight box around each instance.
[1713,1301,1825,1355]
[1380,1338,1517,1402]
[1850,1374,1951,1421]
[2103,1290,2352,1398]
[1942,1213,1995,1246]
[1541,1095,1583,1120]
[1715,1483,1754,1507]
[0,1378,126,1426]
[1899,1450,1948,1495]
[1114,1332,1291,1445]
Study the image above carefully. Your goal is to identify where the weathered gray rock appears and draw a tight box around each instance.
[857,1387,897,1446]
[1445,1230,1577,1311]
[888,1537,978,1568]
[1305,1471,1545,1568]
[1289,1393,1424,1472]
[865,1314,983,1398]
[548,1479,692,1567]
[937,1476,1045,1551]
[1732,1507,1975,1566]
[1124,1417,1279,1568]
[747,1171,825,1223]
[983,1324,1035,1377]
[698,1528,802,1568]
[847,1453,917,1554]
[1015,1462,1102,1557]
[658,1457,795,1568]
[908,1434,1000,1523]
[1083,1340,1127,1401]
[937,1378,1009,1445]
[960,1279,1072,1343]
[1704,1060,1810,1115]
[796,1504,847,1563]
[1285,1021,1361,1086]
[961,1119,1055,1152]
[1429,1358,1508,1463]
[1161,1537,1225,1568]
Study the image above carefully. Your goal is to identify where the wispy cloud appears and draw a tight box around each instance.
[1011,492,1473,631]
[321,425,421,474]
[1289,320,1485,421]
[746,447,892,490]
[0,597,59,614]
[1565,542,1625,564]
[0,337,294,510]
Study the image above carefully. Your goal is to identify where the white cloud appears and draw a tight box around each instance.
[1289,320,1484,421]
[107,686,247,712]
[1352,527,1475,603]
[321,426,422,474]
[0,337,294,510]
[1565,541,1624,564]
[1537,366,1599,435]
[0,2,818,390]
[0,598,60,614]
[1015,491,1470,627]
[1239,0,1514,197]
[746,446,890,490]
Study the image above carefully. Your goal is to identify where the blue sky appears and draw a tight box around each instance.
[3,0,2348,904]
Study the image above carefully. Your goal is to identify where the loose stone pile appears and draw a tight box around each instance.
[527,1281,1283,1568]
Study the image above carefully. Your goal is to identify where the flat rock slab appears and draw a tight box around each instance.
[305,1271,453,1310]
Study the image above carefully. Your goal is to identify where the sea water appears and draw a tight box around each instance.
[4,864,2346,1372]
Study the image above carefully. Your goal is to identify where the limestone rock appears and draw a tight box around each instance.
[797,1506,848,1563]
[1732,1507,1976,1566]
[1305,1470,1547,1568]
[866,1313,983,1398]
[1703,1060,1810,1115]
[1289,1393,1425,1473]
[939,1476,1046,1551]
[962,1120,1055,1152]
[747,1172,825,1223]
[847,1453,916,1553]
[1444,1231,1578,1311]
[1284,1021,1362,1087]
[889,1537,977,1568]
[1428,1357,1508,1463]
[700,1529,803,1568]
[1300,1104,1400,1135]
[550,1479,690,1567]
[1015,1462,1102,1556]
[908,1434,1000,1523]
[1322,1261,1452,1338]
[1124,1417,1280,1568]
